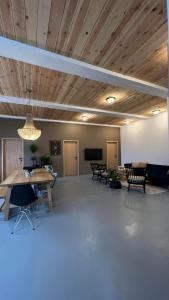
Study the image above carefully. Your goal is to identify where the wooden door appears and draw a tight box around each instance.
[3,139,23,179]
[107,142,118,170]
[63,141,79,176]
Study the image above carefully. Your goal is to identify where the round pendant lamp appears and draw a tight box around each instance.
[18,114,41,140]
[17,89,41,141]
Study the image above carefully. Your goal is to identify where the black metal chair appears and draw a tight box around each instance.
[90,163,99,180]
[10,184,37,234]
[97,164,107,181]
[34,167,58,198]
[90,163,107,181]
[100,168,111,184]
[44,165,58,188]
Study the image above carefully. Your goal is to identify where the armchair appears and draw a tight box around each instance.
[126,168,146,193]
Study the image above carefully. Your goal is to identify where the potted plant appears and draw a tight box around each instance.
[40,153,52,167]
[109,169,122,189]
[30,143,38,167]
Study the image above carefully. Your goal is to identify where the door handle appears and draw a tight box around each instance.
[18,157,23,162]
[74,156,78,159]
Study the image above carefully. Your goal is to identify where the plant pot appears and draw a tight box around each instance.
[110,180,121,189]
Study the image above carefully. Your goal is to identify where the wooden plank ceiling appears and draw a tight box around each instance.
[0,0,167,126]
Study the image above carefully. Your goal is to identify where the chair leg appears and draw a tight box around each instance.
[143,184,146,193]
[11,208,35,234]
[23,210,35,230]
[128,183,130,192]
[11,211,24,234]
[15,208,22,223]
[30,204,39,219]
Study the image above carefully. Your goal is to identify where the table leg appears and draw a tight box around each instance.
[4,187,11,220]
[47,183,52,211]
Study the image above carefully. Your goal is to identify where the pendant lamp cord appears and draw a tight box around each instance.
[26,88,33,116]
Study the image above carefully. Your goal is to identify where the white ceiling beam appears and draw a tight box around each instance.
[0,37,167,99]
[0,95,148,120]
[0,114,121,128]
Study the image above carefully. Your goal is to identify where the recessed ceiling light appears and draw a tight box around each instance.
[106,96,116,104]
[82,115,88,121]
[123,120,130,124]
[152,109,161,115]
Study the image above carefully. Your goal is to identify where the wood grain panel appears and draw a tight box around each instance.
[0,102,166,126]
[107,142,118,169]
[0,0,167,126]
[0,0,15,38]
[37,0,52,47]
[25,0,38,44]
[0,0,167,78]
[0,58,166,116]
[46,0,66,51]
[3,138,22,179]
[11,0,26,41]
[63,141,78,176]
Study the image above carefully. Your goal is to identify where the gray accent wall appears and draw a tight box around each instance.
[0,118,121,180]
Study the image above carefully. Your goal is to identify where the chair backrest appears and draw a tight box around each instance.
[44,165,53,172]
[97,164,106,171]
[23,166,33,173]
[133,167,147,176]
[126,168,133,178]
[10,185,37,207]
[23,165,40,172]
[90,163,98,171]
[126,167,146,178]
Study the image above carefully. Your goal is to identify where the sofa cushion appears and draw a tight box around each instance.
[132,162,147,168]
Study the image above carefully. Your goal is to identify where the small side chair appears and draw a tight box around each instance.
[10,184,37,234]
[90,163,99,180]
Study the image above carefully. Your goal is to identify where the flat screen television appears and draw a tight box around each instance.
[84,148,103,161]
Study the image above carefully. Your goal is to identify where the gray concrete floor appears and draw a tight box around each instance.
[0,175,169,300]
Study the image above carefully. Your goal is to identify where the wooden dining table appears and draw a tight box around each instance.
[0,168,54,220]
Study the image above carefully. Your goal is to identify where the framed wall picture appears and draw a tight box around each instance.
[49,140,61,156]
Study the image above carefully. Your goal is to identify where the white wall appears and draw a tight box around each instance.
[121,112,169,165]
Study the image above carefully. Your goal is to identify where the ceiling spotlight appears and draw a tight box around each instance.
[123,120,130,124]
[106,96,116,104]
[82,115,88,121]
[152,109,161,115]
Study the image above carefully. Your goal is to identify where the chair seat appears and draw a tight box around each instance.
[93,170,100,175]
[53,172,58,178]
[101,172,109,178]
[128,175,145,184]
[37,190,47,198]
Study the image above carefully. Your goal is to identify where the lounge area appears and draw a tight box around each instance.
[0,0,169,299]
